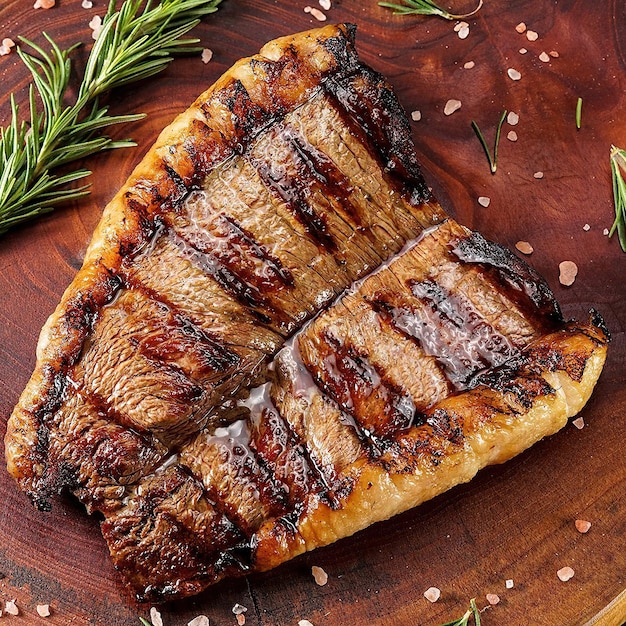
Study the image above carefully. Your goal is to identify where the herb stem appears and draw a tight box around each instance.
[472,110,507,175]
[379,0,483,20]
[576,97,583,130]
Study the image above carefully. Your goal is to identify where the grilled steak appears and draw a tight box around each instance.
[5,24,608,601]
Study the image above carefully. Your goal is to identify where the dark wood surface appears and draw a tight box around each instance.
[0,1,625,624]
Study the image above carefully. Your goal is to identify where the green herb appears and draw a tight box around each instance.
[471,110,507,175]
[378,0,482,19]
[610,145,626,251]
[0,0,221,237]
[139,619,152,626]
[439,598,482,626]
[576,97,582,129]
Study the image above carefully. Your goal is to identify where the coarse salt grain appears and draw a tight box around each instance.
[515,22,527,33]
[507,111,519,125]
[232,604,247,615]
[458,26,470,39]
[299,621,314,626]
[5,601,18,616]
[304,5,311,11]
[151,607,164,626]
[309,7,326,21]
[507,130,518,142]
[454,21,468,32]
[573,417,585,429]
[89,15,103,40]
[486,593,500,605]
[36,604,51,617]
[559,260,578,286]
[505,579,514,589]
[319,0,331,9]
[508,68,522,81]
[188,616,210,626]
[0,38,15,56]
[463,60,475,69]
[526,30,539,41]
[549,50,560,58]
[312,565,328,586]
[583,223,591,231]
[34,0,55,8]
[424,587,441,603]
[478,196,490,207]
[411,110,422,122]
[539,51,550,63]
[201,48,213,64]
[519,47,528,54]
[557,566,575,582]
[534,171,544,179]
[575,519,592,533]
[516,241,533,254]
[237,616,246,626]
[603,228,610,235]
[444,99,462,115]
[81,0,93,8]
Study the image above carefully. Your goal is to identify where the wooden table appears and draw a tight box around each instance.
[0,1,624,624]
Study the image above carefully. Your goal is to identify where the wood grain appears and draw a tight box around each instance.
[0,1,624,624]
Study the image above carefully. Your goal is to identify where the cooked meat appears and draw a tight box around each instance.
[5,24,608,601]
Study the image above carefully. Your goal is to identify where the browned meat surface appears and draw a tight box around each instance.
[5,24,608,602]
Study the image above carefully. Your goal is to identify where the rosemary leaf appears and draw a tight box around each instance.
[379,0,483,20]
[610,145,626,251]
[0,0,222,237]
[139,618,152,626]
[471,110,507,175]
[576,97,582,130]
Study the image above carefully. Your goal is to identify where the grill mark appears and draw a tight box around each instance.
[249,153,337,252]
[371,281,518,391]
[310,332,416,441]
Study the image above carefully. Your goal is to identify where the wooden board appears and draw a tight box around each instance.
[0,1,624,624]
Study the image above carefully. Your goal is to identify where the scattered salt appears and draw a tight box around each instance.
[478,196,490,207]
[309,7,326,21]
[89,14,103,40]
[507,130,518,142]
[549,50,560,58]
[232,604,248,615]
[424,587,441,603]
[463,61,475,69]
[575,519,592,533]
[34,0,55,8]
[304,5,311,12]
[312,565,328,586]
[486,593,500,605]
[603,228,610,235]
[188,617,210,626]
[573,417,585,429]
[444,99,462,115]
[508,68,522,81]
[507,111,519,125]
[411,110,422,122]
[515,22,527,33]
[201,48,213,64]
[36,604,51,618]
[151,607,164,626]
[515,241,534,255]
[319,0,331,9]
[526,30,539,41]
[458,26,470,40]
[505,579,514,589]
[539,51,550,63]
[559,260,578,286]
[81,0,93,8]
[5,601,18,616]
[583,223,591,231]
[519,47,528,54]
[534,171,544,179]
[237,616,246,626]
[0,37,15,56]
[557,566,575,582]
[454,21,468,33]
[299,621,315,626]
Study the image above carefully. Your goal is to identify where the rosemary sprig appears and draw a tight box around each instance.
[609,145,626,251]
[0,0,221,237]
[471,110,507,175]
[139,619,152,626]
[439,598,482,626]
[576,97,582,130]
[378,0,483,20]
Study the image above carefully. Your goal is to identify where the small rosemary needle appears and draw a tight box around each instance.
[576,97,583,130]
[471,110,507,175]
[378,0,483,20]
